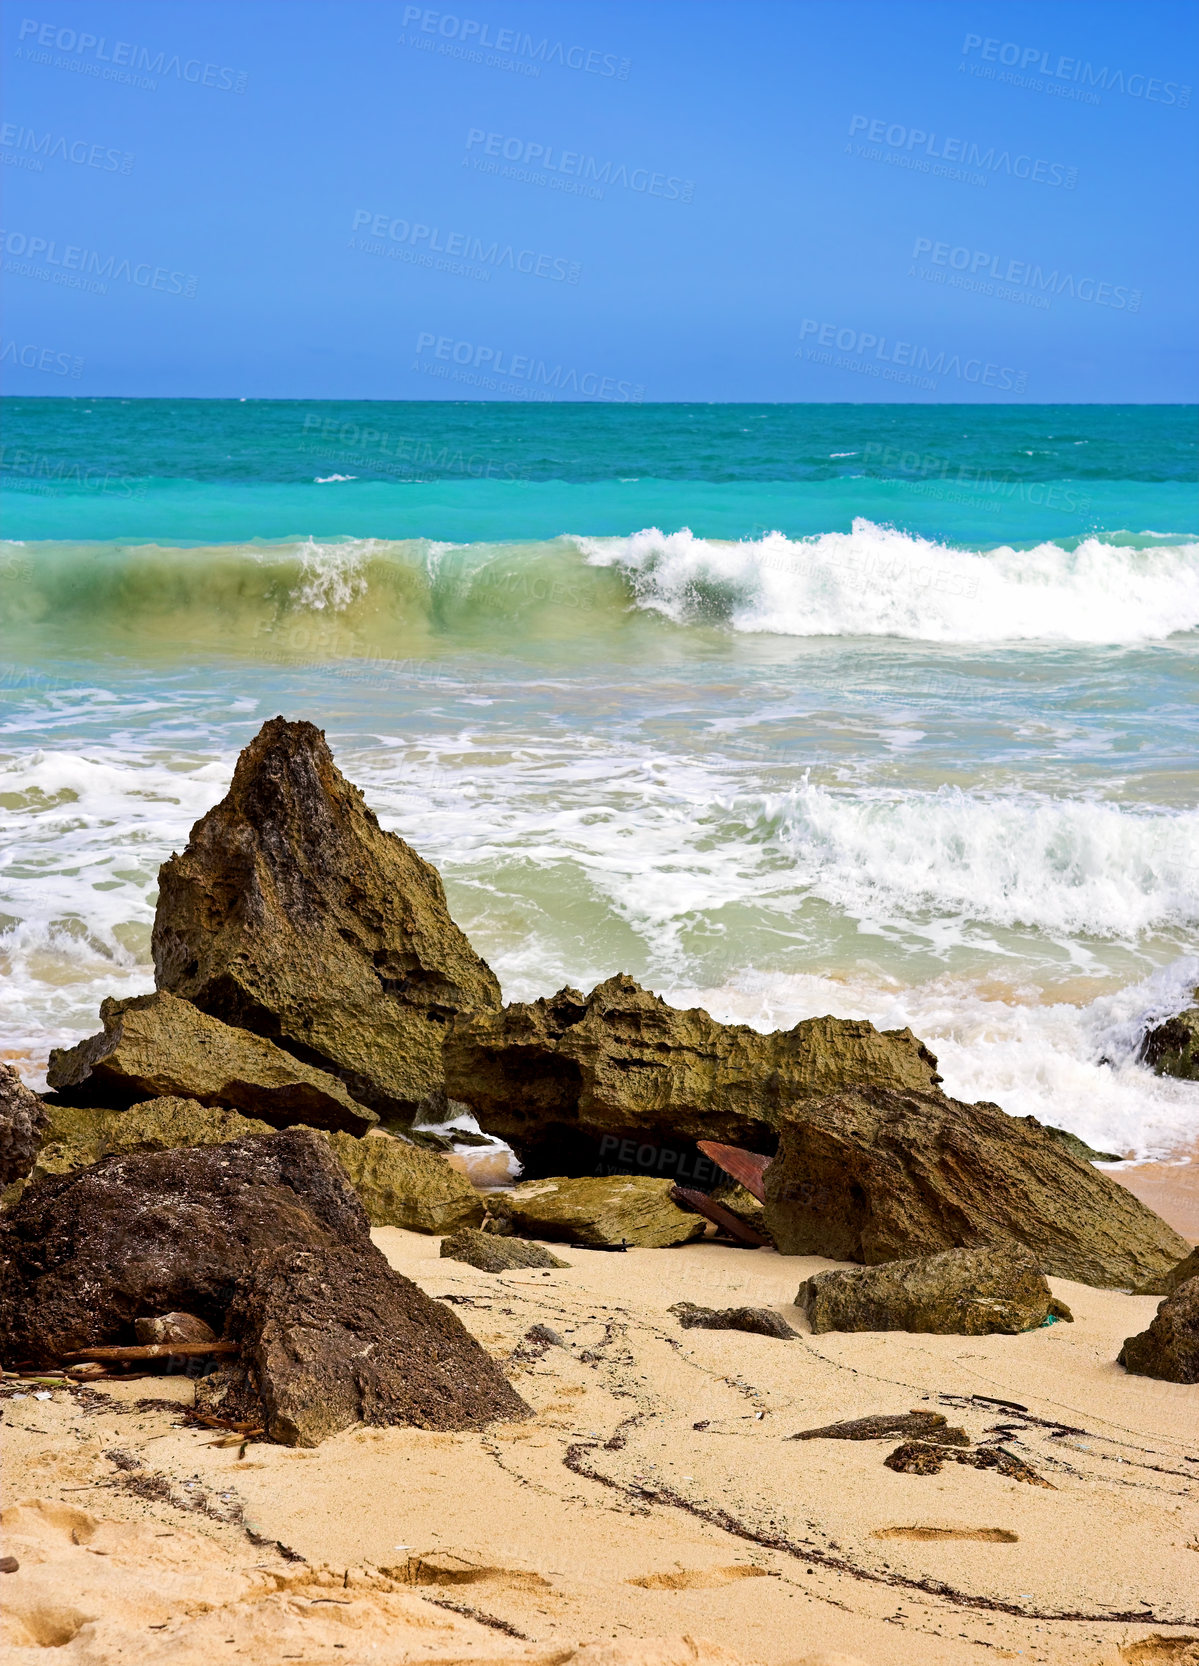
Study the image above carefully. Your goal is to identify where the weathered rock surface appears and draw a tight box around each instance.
[764,1086,1189,1289]
[790,1410,968,1444]
[1119,1276,1199,1383]
[485,1174,706,1248]
[152,718,501,1122]
[445,973,942,1170]
[3,1098,273,1208]
[47,992,374,1134]
[440,1227,568,1272]
[797,1244,1073,1336]
[0,1128,529,1442]
[134,1312,216,1346]
[669,1301,796,1339]
[884,1442,1052,1487]
[1133,1246,1199,1297]
[320,1130,484,1234]
[0,1065,46,1191]
[1043,1124,1122,1164]
[1140,989,1199,1079]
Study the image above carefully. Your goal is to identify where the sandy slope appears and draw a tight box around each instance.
[2,1229,1197,1666]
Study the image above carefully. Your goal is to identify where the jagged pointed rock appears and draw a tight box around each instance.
[152,718,501,1122]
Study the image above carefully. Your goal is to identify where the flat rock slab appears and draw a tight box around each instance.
[47,991,374,1134]
[1119,1276,1199,1383]
[765,1085,1189,1290]
[439,1227,569,1272]
[789,1410,968,1444]
[485,1174,706,1248]
[320,1130,484,1234]
[669,1301,796,1339]
[151,717,501,1121]
[798,1244,1073,1336]
[0,1128,528,1444]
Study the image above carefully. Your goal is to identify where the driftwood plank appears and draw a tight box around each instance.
[670,1185,769,1246]
[696,1141,772,1202]
[63,1341,237,1362]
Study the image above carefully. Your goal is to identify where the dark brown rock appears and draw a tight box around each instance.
[798,1244,1073,1336]
[1140,990,1199,1080]
[151,718,501,1122]
[0,1128,528,1443]
[46,992,374,1134]
[789,1411,968,1444]
[669,1301,796,1339]
[884,1441,1052,1487]
[1133,1246,1199,1298]
[439,1228,568,1272]
[0,1064,47,1191]
[445,973,941,1170]
[1119,1276,1199,1384]
[764,1086,1189,1290]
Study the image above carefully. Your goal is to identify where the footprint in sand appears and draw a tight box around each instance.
[872,1526,1019,1542]
[628,1565,772,1589]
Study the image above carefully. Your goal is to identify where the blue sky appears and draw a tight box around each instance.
[1,0,1195,401]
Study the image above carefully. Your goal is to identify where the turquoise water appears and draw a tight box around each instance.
[2,400,1198,1164]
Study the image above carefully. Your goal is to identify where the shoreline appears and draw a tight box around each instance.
[5,1226,1197,1665]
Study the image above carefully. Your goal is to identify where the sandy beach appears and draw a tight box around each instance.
[5,1225,1197,1666]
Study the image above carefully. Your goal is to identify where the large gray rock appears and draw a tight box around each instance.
[797,1245,1074,1336]
[0,1064,47,1190]
[46,991,374,1134]
[151,718,501,1123]
[764,1086,1189,1290]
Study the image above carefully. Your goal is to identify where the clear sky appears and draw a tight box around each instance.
[1,0,1196,401]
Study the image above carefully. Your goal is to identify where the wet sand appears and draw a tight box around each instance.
[3,1228,1197,1666]
[1112,1157,1199,1242]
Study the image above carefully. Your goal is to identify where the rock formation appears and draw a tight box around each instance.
[445,973,942,1170]
[152,718,501,1122]
[1140,989,1199,1079]
[0,1065,47,1191]
[47,992,373,1133]
[1119,1277,1199,1383]
[319,1130,484,1234]
[1133,1246,1199,1297]
[485,1174,706,1248]
[797,1244,1073,1336]
[440,1227,569,1272]
[0,1128,528,1443]
[668,1302,796,1339]
[763,1086,1189,1289]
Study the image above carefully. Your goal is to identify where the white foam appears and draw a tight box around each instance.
[669,960,1199,1162]
[577,521,1199,643]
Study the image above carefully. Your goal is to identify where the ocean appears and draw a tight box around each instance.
[2,399,1197,1167]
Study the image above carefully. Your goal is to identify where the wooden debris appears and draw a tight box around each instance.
[63,1341,238,1363]
[670,1185,769,1245]
[695,1141,771,1202]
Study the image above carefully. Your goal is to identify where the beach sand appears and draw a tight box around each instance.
[1113,1160,1199,1242]
[3,1228,1197,1666]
